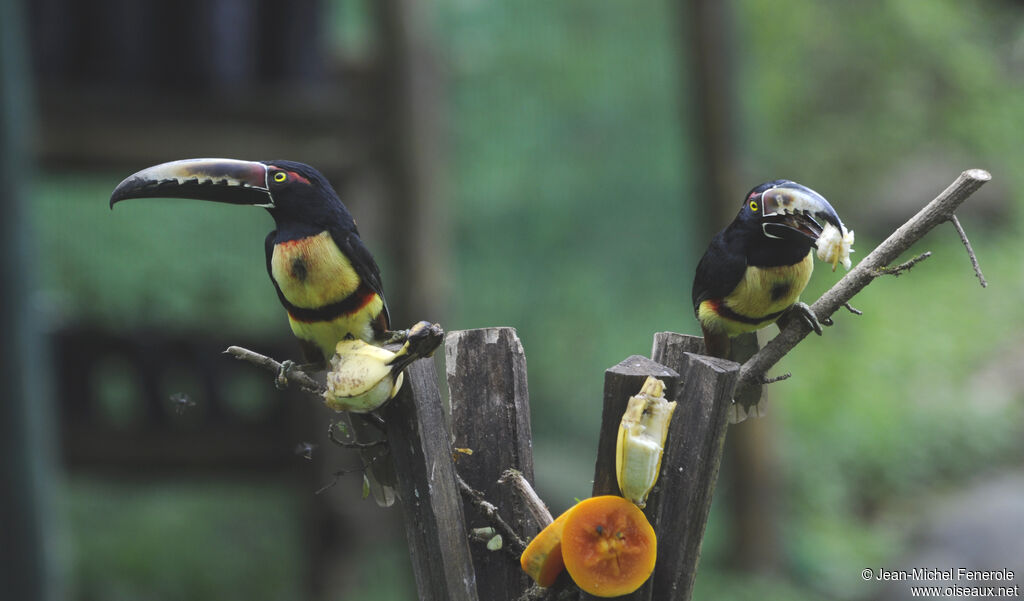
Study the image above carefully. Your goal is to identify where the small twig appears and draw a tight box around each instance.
[873,251,932,277]
[499,469,554,527]
[315,466,366,495]
[950,214,988,287]
[820,301,862,326]
[224,346,325,395]
[762,372,791,385]
[327,421,387,449]
[456,474,527,556]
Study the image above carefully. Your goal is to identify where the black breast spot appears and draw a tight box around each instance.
[770,281,791,302]
[290,257,308,282]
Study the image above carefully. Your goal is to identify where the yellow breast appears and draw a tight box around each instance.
[700,251,814,337]
[271,230,360,309]
[725,252,813,318]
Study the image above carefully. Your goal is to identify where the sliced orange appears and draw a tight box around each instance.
[560,495,656,597]
[519,508,571,587]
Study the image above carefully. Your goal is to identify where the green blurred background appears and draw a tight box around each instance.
[4,0,1023,600]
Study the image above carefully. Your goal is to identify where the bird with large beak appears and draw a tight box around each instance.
[111,157,406,504]
[692,179,846,359]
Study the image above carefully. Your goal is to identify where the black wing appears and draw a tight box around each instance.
[691,229,748,315]
[328,227,391,329]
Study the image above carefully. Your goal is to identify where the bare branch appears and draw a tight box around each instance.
[736,169,991,394]
[950,214,988,288]
[315,466,366,495]
[873,251,932,277]
[224,346,325,395]
[456,474,528,556]
[327,421,387,449]
[499,469,554,527]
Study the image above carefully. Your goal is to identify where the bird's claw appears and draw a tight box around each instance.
[381,329,415,346]
[789,301,824,335]
[275,360,298,389]
[388,321,445,366]
[275,360,294,389]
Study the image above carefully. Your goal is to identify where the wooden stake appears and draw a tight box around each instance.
[447,328,537,601]
[383,358,479,601]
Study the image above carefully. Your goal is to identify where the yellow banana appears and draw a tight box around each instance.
[323,321,443,413]
[615,376,676,508]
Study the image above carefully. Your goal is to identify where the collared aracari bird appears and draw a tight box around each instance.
[692,180,844,359]
[110,157,399,504]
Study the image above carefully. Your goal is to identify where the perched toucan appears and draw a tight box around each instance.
[110,157,399,503]
[692,180,844,359]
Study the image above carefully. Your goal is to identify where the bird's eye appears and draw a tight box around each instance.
[749,200,759,212]
[273,172,287,183]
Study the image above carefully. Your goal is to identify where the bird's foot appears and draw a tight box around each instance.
[783,301,825,336]
[381,329,410,346]
[275,360,296,389]
[389,321,445,368]
[275,360,320,389]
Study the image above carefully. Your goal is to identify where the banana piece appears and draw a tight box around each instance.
[323,339,404,413]
[815,221,855,271]
[322,321,445,413]
[616,376,676,508]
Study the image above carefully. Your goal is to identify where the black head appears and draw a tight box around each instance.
[259,160,355,228]
[732,179,843,247]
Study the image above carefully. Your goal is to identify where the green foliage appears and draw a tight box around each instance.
[438,0,692,503]
[34,174,286,338]
[64,478,305,601]
[740,0,1024,198]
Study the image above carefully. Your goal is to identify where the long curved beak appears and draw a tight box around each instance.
[110,158,273,208]
[760,181,843,245]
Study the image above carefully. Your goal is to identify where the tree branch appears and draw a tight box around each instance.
[736,169,991,395]
[499,468,554,527]
[224,346,325,395]
[456,474,528,556]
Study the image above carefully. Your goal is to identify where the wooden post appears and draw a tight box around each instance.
[648,332,739,601]
[446,328,537,601]
[382,358,478,601]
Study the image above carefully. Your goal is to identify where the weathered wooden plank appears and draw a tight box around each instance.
[446,328,537,601]
[648,332,739,601]
[382,357,478,601]
[651,331,705,360]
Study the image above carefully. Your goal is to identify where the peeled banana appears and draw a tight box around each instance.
[323,321,444,413]
[615,376,676,508]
